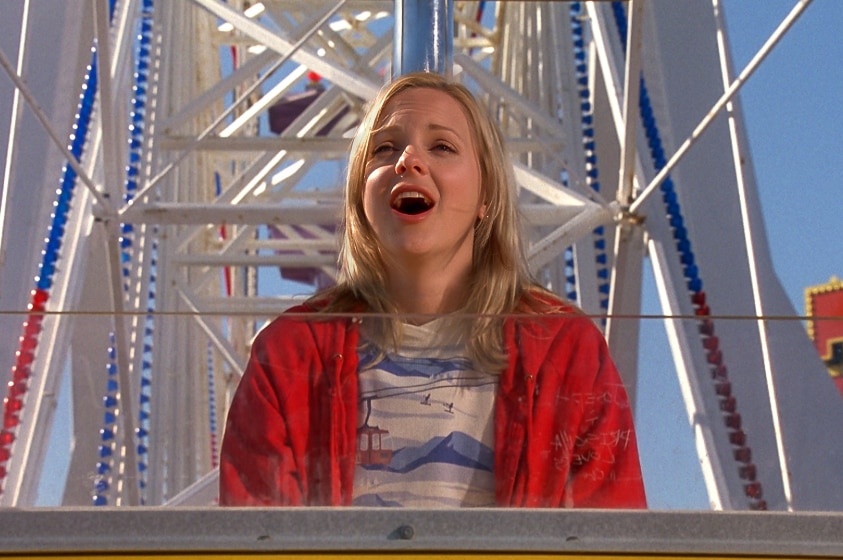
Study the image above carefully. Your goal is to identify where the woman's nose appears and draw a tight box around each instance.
[395,145,427,176]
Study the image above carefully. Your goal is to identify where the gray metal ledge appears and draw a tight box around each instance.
[1,508,843,557]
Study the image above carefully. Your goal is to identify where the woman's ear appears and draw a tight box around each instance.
[477,202,488,220]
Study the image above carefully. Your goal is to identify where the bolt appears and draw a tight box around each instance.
[396,524,414,540]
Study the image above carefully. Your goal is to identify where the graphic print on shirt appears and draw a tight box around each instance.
[353,340,498,508]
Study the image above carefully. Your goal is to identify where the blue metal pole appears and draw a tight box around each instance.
[393,0,453,77]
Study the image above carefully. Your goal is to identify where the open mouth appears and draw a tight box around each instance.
[391,191,434,215]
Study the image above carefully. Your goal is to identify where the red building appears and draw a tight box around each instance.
[806,276,843,395]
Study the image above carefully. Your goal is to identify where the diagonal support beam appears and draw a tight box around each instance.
[629,0,814,215]
[0,45,111,210]
[190,0,378,99]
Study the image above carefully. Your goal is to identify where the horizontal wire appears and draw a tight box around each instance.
[0,309,840,322]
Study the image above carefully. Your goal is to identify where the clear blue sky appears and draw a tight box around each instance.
[725,0,843,307]
[636,0,843,509]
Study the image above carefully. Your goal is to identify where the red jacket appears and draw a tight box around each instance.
[220,304,647,508]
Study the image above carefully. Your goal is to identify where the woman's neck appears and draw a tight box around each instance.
[385,259,472,320]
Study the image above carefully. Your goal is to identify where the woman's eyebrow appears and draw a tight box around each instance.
[427,123,460,135]
[372,123,461,136]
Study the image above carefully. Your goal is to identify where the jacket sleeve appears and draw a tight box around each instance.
[560,320,647,508]
[501,309,647,509]
[218,321,310,506]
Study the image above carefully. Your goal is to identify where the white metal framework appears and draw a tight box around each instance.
[0,0,840,511]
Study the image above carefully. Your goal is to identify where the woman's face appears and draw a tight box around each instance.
[362,87,486,272]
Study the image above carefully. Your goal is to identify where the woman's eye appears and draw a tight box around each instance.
[433,143,455,153]
[372,144,394,155]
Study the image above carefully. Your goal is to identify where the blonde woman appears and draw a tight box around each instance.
[220,72,646,508]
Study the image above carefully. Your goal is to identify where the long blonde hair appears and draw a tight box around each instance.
[314,72,554,372]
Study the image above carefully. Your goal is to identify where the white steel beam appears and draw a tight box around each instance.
[605,0,644,408]
[121,203,341,225]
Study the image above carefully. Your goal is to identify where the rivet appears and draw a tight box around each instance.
[396,525,414,540]
[334,353,343,360]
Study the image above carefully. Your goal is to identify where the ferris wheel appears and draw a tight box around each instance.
[0,0,840,511]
